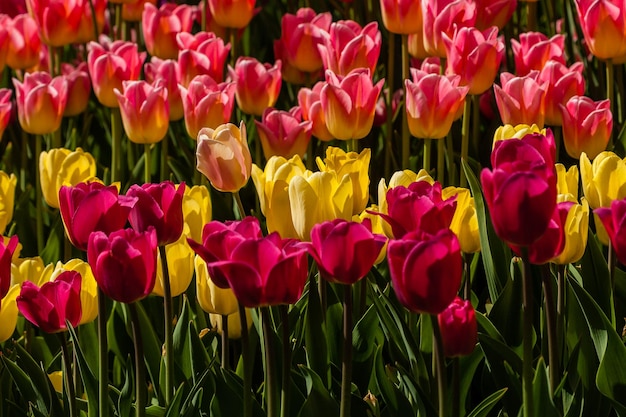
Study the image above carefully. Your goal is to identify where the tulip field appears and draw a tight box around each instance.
[3,0,626,416]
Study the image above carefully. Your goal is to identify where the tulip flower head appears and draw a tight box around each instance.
[318,20,381,76]
[0,89,11,141]
[181,184,213,245]
[208,0,256,29]
[142,3,196,60]
[596,196,626,265]
[298,81,334,141]
[176,31,231,85]
[5,14,42,70]
[511,32,566,75]
[114,80,170,144]
[0,235,19,300]
[153,236,194,297]
[379,0,423,35]
[256,107,312,160]
[560,95,613,160]
[25,0,98,46]
[0,284,20,342]
[574,0,626,60]
[195,255,239,316]
[229,57,282,116]
[422,0,477,58]
[0,172,17,234]
[493,71,548,128]
[580,151,626,210]
[179,75,235,138]
[0,16,9,72]
[438,297,478,357]
[538,61,586,126]
[13,71,68,135]
[443,187,480,253]
[39,147,97,209]
[61,62,92,117]
[278,8,332,73]
[474,0,517,30]
[144,58,184,121]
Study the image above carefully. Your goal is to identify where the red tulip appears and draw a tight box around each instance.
[256,107,312,159]
[388,229,463,315]
[596,198,626,264]
[297,81,334,141]
[511,32,566,75]
[127,181,185,246]
[59,182,137,251]
[318,20,381,76]
[438,297,478,357]
[229,57,282,116]
[17,271,82,333]
[88,228,158,304]
[5,14,42,70]
[0,235,19,299]
[179,75,236,138]
[142,3,196,60]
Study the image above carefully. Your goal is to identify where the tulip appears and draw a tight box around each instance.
[256,107,312,159]
[273,38,315,85]
[474,0,517,30]
[180,75,236,139]
[0,1,26,17]
[59,182,137,251]
[176,31,231,85]
[388,228,463,315]
[123,0,157,22]
[39,148,97,209]
[551,199,589,265]
[556,164,580,200]
[13,72,68,135]
[88,228,158,304]
[0,16,9,72]
[279,8,332,73]
[0,284,20,342]
[354,204,388,264]
[422,0,477,58]
[229,57,282,116]
[195,255,239,316]
[61,62,91,117]
[407,31,428,59]
[75,0,107,44]
[197,1,228,38]
[17,270,82,333]
[405,69,469,139]
[87,40,146,108]
[596,197,626,264]
[538,61,586,126]
[307,219,386,284]
[0,172,17,235]
[182,185,213,245]
[321,69,384,140]
[318,20,381,76]
[493,123,546,147]
[493,71,547,128]
[443,26,505,95]
[207,0,256,29]
[5,14,41,70]
[142,3,196,60]
[210,309,251,339]
[438,297,478,357]
[560,96,613,160]
[153,235,194,297]
[0,235,19,299]
[114,80,169,144]
[127,181,185,246]
[297,81,334,141]
[511,32,566,75]
[196,122,252,193]
[10,256,44,287]
[25,0,85,46]
[144,58,184,121]
[0,89,11,141]
[251,155,308,239]
[379,0,422,35]
[316,146,371,215]
[443,187,480,253]
[574,0,626,60]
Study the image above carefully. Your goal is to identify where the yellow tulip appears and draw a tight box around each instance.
[316,146,371,215]
[11,256,45,287]
[551,198,590,265]
[39,147,97,208]
[209,308,252,340]
[492,124,546,147]
[154,235,194,297]
[251,155,307,239]
[0,284,20,342]
[195,255,239,316]
[555,164,579,201]
[0,171,17,234]
[48,371,64,394]
[354,204,387,264]
[182,185,212,244]
[443,187,481,254]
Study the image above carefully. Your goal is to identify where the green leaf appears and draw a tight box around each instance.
[304,276,329,387]
[173,296,192,379]
[532,359,559,417]
[164,383,185,417]
[12,343,58,415]
[66,321,100,417]
[117,356,133,417]
[575,234,613,321]
[352,305,383,362]
[1,355,48,415]
[488,258,524,347]
[296,365,340,417]
[135,302,165,403]
[466,388,507,417]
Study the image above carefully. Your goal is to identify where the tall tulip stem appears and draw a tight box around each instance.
[385,32,396,178]
[521,250,534,417]
[111,108,122,184]
[423,139,432,173]
[401,34,410,169]
[340,285,353,417]
[556,265,566,363]
[59,332,77,417]
[460,97,472,188]
[98,289,109,417]
[607,59,615,149]
[280,305,291,417]
[430,314,447,417]
[35,135,44,254]
[261,307,278,417]
[144,144,151,184]
[541,266,558,395]
[201,0,207,31]
[526,1,537,31]
[159,245,174,405]
[238,302,252,417]
[128,302,146,417]
[221,315,229,370]
[437,139,445,184]
[233,191,246,219]
[87,0,99,41]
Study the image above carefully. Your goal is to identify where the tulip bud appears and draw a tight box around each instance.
[438,297,478,357]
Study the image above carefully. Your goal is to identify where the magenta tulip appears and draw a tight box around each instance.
[0,235,19,299]
[596,198,626,265]
[438,297,478,357]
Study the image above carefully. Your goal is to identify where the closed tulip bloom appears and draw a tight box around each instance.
[511,32,566,75]
[17,270,82,333]
[308,219,386,284]
[408,31,428,59]
[196,122,252,193]
[556,164,580,200]
[494,71,547,128]
[0,172,17,235]
[551,199,589,265]
[144,58,184,121]
[153,236,194,297]
[316,146,371,215]
[114,80,169,144]
[127,181,185,246]
[0,16,9,72]
[176,32,231,85]
[422,0,477,58]
[251,155,307,239]
[380,0,422,35]
[142,3,196,60]
[354,204,388,264]
[438,297,478,357]
[182,185,213,244]
[25,0,84,46]
[195,255,239,316]
[388,229,463,315]
[574,0,626,60]
[474,0,517,30]
[405,69,469,139]
[561,96,613,160]
[443,187,480,253]
[596,197,626,264]
[10,256,44,287]
[318,20,381,76]
[39,147,97,209]
[279,8,331,73]
[208,0,255,29]
[87,40,146,108]
[75,0,106,44]
[273,38,314,85]
[0,89,12,140]
[59,182,137,251]
[0,284,20,342]
[61,62,91,117]
[580,151,626,209]
[0,235,19,299]
[377,168,434,228]
[88,228,158,304]
[256,107,312,159]
[230,57,282,116]
[538,61,586,126]
[13,72,68,135]
[443,26,505,95]
[321,69,384,140]
[5,14,41,70]
[180,75,235,139]
[298,81,334,141]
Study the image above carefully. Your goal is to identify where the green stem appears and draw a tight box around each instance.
[59,332,77,417]
[159,245,174,405]
[128,303,146,417]
[233,191,246,219]
[460,97,471,188]
[340,285,353,417]
[607,59,615,150]
[526,1,537,31]
[161,131,169,181]
[98,289,109,417]
[556,265,566,366]
[261,307,278,417]
[470,94,480,158]
[423,139,432,173]
[541,266,558,396]
[35,135,44,254]
[20,131,28,192]
[385,32,396,179]
[609,241,617,328]
[401,34,410,169]
[238,303,252,417]
[430,314,446,417]
[111,108,122,184]
[452,357,460,417]
[230,29,238,66]
[521,249,534,417]
[306,138,314,171]
[437,139,445,184]
[114,4,123,41]
[280,305,290,417]
[222,315,230,370]
[201,0,207,31]
[144,144,151,184]
[463,253,471,300]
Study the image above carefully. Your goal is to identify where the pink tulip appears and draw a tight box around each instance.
[373,88,403,127]
[229,57,282,116]
[0,235,19,299]
[13,71,68,135]
[0,15,8,72]
[318,20,381,76]
[278,8,331,73]
[123,0,157,22]
[438,297,478,357]
[176,31,231,85]
[25,0,92,46]
[422,0,477,58]
[144,58,184,121]
[114,80,170,144]
[511,32,566,75]
[5,14,42,70]
[273,39,315,85]
[75,0,107,44]
[61,62,91,117]
[142,3,196,60]
[538,60,586,126]
[560,95,613,159]
[493,71,548,127]
[596,197,626,264]
[405,69,469,139]
[207,0,256,29]
[474,0,517,30]
[379,0,423,35]
[180,75,236,139]
[297,81,334,141]
[321,69,384,140]
[0,89,12,140]
[574,0,626,60]
[255,107,312,159]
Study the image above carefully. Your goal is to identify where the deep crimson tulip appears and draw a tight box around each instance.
[438,297,477,357]
[0,235,19,299]
[127,182,185,246]
[388,229,463,315]
[88,228,158,304]
[307,219,386,284]
[17,271,82,333]
[595,198,626,265]
[59,182,137,251]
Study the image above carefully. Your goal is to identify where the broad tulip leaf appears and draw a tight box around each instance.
[297,365,340,417]
[489,258,524,347]
[1,355,49,416]
[304,276,330,387]
[173,296,192,379]
[466,387,507,417]
[117,356,133,417]
[532,358,559,417]
[352,305,383,362]
[574,233,613,321]
[136,302,165,403]
[164,383,185,417]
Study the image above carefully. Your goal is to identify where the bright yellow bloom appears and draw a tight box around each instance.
[11,256,44,287]
[0,172,17,234]
[555,164,579,202]
[551,198,589,265]
[354,204,387,264]
[443,187,480,254]
[182,185,212,244]
[195,255,238,316]
[0,284,20,342]
[492,124,546,147]
[316,146,371,215]
[39,147,97,208]
[209,308,252,339]
[153,235,194,297]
